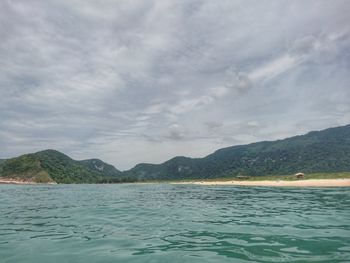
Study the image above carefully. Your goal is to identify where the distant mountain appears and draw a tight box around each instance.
[79,158,121,177]
[1,124,350,183]
[0,150,122,183]
[125,124,350,180]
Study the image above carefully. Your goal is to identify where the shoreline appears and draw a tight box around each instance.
[172,179,350,187]
[0,177,56,185]
[0,178,37,185]
[1,177,350,187]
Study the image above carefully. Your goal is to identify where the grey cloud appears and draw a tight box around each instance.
[164,124,187,141]
[224,68,253,92]
[205,121,223,130]
[290,35,319,56]
[1,0,349,169]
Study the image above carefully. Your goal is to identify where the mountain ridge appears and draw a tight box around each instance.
[125,124,350,180]
[1,124,350,183]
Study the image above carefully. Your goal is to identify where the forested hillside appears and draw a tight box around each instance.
[126,124,350,180]
[0,150,123,183]
[1,124,350,183]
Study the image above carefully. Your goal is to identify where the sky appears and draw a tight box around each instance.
[1,0,350,170]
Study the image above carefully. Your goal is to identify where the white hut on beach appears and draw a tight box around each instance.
[295,172,305,179]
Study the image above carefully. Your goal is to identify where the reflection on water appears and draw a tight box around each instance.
[0,184,349,262]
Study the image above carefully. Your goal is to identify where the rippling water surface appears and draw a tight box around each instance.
[0,184,349,262]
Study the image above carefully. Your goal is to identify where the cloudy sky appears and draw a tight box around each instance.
[1,0,349,170]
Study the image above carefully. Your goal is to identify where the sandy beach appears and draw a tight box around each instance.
[174,179,350,187]
[0,177,38,184]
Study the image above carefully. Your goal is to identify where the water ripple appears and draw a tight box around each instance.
[0,184,349,262]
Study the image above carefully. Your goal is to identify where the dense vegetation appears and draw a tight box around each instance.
[1,124,350,183]
[126,124,350,180]
[0,150,123,183]
[0,154,53,183]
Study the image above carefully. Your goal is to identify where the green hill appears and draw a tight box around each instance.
[1,124,350,183]
[126,124,350,180]
[0,150,122,183]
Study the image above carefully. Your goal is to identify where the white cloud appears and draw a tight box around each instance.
[249,55,297,81]
[1,0,349,169]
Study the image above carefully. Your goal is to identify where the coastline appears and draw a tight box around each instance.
[0,177,36,184]
[1,177,350,187]
[0,177,56,185]
[173,179,350,187]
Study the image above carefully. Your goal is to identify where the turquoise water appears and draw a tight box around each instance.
[0,184,349,263]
